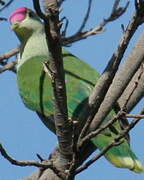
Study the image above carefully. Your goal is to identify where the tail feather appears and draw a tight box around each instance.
[91,134,144,173]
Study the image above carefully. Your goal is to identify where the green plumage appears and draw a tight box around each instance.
[11,7,144,173]
[17,52,98,119]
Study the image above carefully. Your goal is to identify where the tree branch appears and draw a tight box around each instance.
[78,111,126,148]
[0,143,52,168]
[0,60,17,73]
[75,0,93,34]
[0,46,19,64]
[62,0,129,45]
[89,2,144,131]
[78,2,144,141]
[118,62,144,112]
[126,113,144,119]
[0,16,6,21]
[0,143,67,179]
[121,63,144,109]
[80,64,143,146]
[0,47,19,73]
[90,32,144,131]
[0,0,5,5]
[57,0,66,7]
[0,0,14,12]
[33,0,73,175]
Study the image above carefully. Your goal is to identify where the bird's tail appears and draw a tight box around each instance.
[91,134,144,173]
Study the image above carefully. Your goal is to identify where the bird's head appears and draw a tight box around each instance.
[9,7,43,42]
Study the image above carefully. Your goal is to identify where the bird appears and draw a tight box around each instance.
[9,7,144,173]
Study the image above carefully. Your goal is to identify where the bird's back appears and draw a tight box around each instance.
[17,50,100,120]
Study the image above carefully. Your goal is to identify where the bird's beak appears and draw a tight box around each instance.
[11,22,19,30]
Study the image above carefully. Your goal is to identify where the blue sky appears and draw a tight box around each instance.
[0,0,144,180]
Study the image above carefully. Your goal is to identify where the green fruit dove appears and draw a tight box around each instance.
[9,7,144,173]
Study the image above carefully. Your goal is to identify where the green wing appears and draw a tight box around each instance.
[17,50,99,118]
[17,49,144,173]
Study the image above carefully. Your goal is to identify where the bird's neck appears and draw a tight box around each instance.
[17,27,48,69]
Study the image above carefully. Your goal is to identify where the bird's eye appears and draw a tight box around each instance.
[28,11,34,18]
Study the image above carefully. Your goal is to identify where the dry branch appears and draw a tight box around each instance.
[62,0,129,45]
[0,0,5,5]
[78,3,144,141]
[0,47,19,73]
[75,0,93,34]
[78,111,126,149]
[57,0,66,7]
[0,47,19,63]
[0,16,6,20]
[0,143,52,168]
[90,32,144,131]
[118,62,144,111]
[33,2,73,178]
[0,143,66,179]
[122,63,144,109]
[126,113,144,119]
[0,0,14,12]
[0,60,17,73]
[88,2,144,132]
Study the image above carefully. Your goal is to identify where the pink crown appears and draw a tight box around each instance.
[9,7,27,24]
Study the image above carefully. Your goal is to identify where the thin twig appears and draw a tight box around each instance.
[65,121,79,180]
[126,113,144,119]
[76,0,93,33]
[57,0,66,7]
[62,0,129,45]
[0,60,17,73]
[0,0,14,12]
[0,143,52,168]
[108,0,129,22]
[0,47,19,73]
[0,47,19,64]
[61,16,69,37]
[76,140,123,175]
[0,17,6,21]
[36,154,44,162]
[0,0,5,5]
[0,143,65,179]
[61,0,93,40]
[78,111,126,149]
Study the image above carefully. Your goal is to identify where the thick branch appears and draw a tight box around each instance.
[118,63,144,112]
[33,0,73,174]
[80,64,143,145]
[78,4,144,140]
[90,33,144,131]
